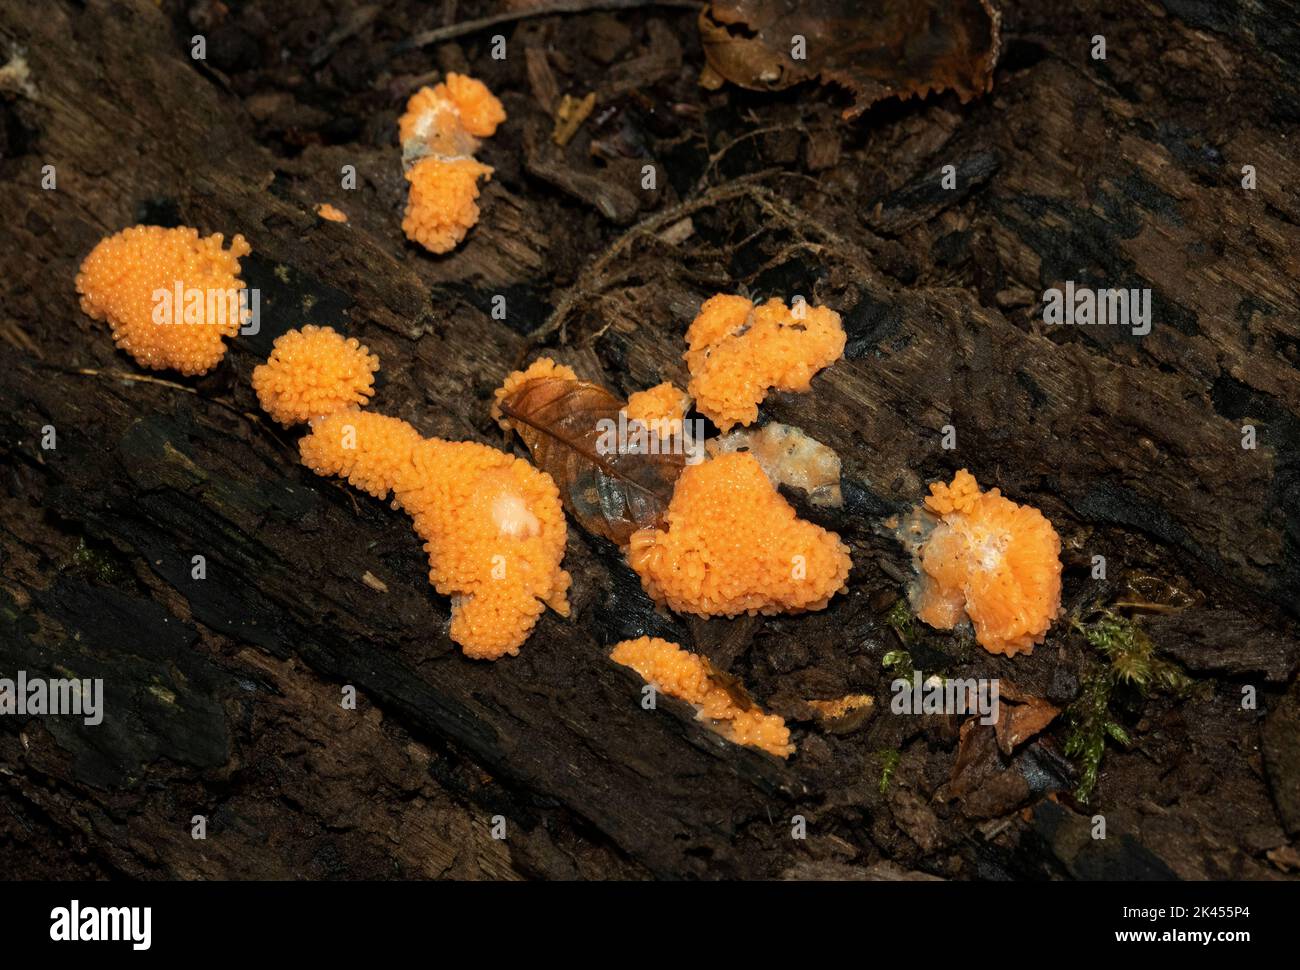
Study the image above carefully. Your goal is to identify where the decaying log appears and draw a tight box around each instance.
[1,0,1298,879]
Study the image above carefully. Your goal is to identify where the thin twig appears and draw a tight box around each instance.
[61,366,199,394]
[526,172,784,347]
[526,170,874,348]
[396,0,700,53]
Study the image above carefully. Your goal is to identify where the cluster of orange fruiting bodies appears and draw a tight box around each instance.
[685,294,846,432]
[253,327,570,660]
[253,325,379,426]
[71,63,1067,760]
[76,225,251,375]
[627,451,852,617]
[398,74,506,254]
[624,381,692,436]
[610,636,794,757]
[909,469,1063,656]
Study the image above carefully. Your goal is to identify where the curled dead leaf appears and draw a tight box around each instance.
[496,376,688,546]
[698,0,1002,119]
[994,691,1060,756]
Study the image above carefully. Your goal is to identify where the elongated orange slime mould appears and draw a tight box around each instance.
[398,73,506,254]
[908,469,1063,656]
[685,294,846,432]
[76,225,252,375]
[610,636,794,758]
[253,327,570,659]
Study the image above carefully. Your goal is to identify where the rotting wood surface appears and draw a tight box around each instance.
[1,0,1298,880]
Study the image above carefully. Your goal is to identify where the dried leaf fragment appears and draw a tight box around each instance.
[552,92,596,146]
[496,375,688,546]
[993,684,1060,756]
[698,0,1001,119]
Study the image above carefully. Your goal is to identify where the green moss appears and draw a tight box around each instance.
[886,597,919,644]
[1064,609,1190,803]
[881,648,913,679]
[63,538,124,585]
[882,598,918,678]
[876,748,901,795]
[1076,611,1190,692]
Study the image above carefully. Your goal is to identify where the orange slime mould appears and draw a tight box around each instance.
[315,203,348,223]
[254,327,569,660]
[685,294,846,432]
[252,325,379,427]
[76,224,252,375]
[492,359,849,618]
[624,381,691,438]
[398,73,506,254]
[610,636,794,758]
[909,469,1063,657]
[627,451,851,617]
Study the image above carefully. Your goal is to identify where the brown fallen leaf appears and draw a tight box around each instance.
[994,693,1060,756]
[496,376,688,546]
[698,0,1002,119]
[936,718,1000,802]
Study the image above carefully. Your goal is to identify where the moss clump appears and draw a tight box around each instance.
[63,537,124,585]
[1064,609,1189,803]
[886,597,919,644]
[882,598,918,678]
[876,748,901,795]
[1077,610,1190,692]
[881,648,913,679]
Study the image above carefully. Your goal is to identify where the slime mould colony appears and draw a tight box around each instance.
[70,56,1070,760]
[610,637,794,758]
[398,73,506,254]
[76,225,251,375]
[900,469,1063,656]
[253,326,571,660]
[494,293,854,623]
[685,294,847,432]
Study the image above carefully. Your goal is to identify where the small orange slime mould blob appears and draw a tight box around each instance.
[253,325,379,426]
[300,411,424,500]
[260,328,569,659]
[76,225,251,375]
[685,294,846,432]
[624,381,691,437]
[910,469,1063,657]
[610,636,794,758]
[315,203,348,223]
[627,452,851,616]
[398,73,506,254]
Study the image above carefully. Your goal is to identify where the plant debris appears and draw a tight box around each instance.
[495,371,688,546]
[698,0,1002,119]
[552,92,597,146]
[1064,608,1191,802]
